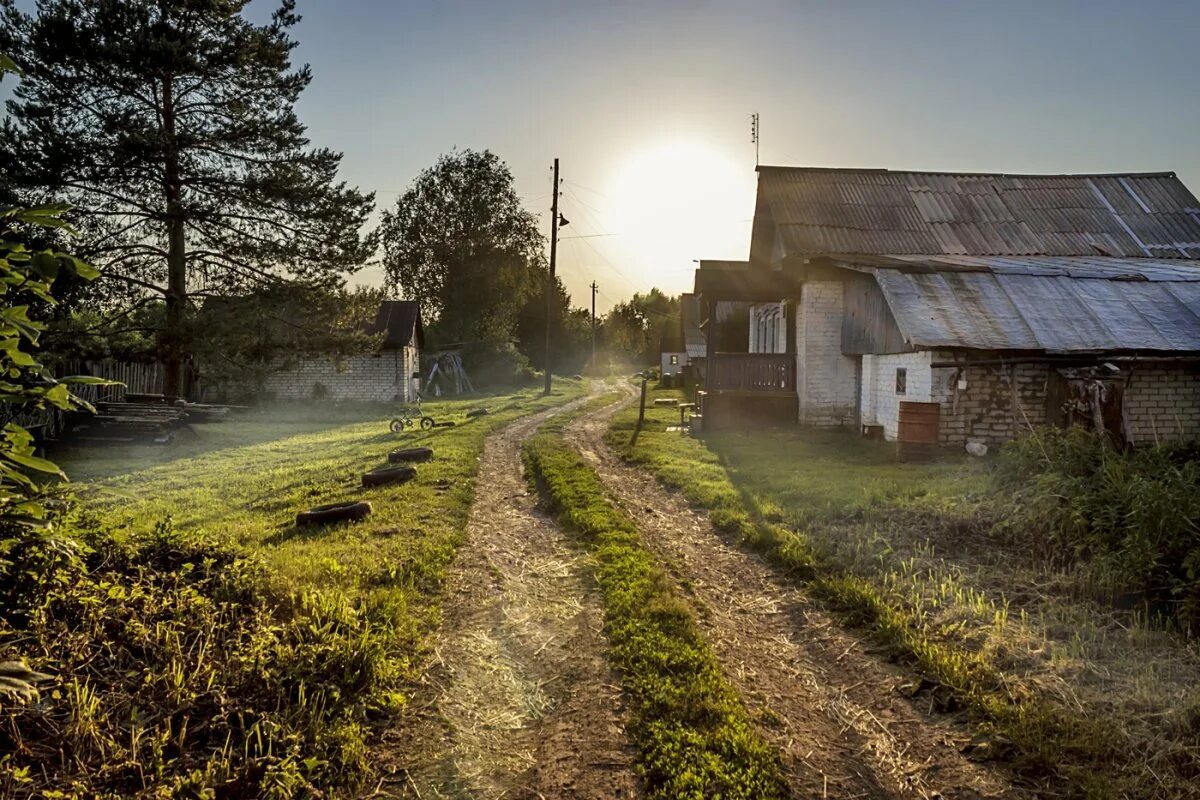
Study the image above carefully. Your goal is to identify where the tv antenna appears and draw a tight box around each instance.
[750,112,759,166]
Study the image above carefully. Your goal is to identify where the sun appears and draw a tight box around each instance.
[603,140,754,292]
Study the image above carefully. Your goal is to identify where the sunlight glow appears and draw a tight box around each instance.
[603,140,755,293]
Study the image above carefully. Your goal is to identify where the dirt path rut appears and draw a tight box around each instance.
[381,397,641,799]
[565,388,1027,800]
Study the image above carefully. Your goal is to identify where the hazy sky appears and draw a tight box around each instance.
[12,1,1200,311]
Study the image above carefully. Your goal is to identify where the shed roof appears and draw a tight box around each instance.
[834,256,1200,353]
[368,300,423,350]
[751,167,1200,263]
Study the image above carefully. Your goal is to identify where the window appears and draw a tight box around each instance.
[895,367,907,395]
[669,355,679,365]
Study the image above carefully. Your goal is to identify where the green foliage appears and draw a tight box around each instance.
[603,288,680,367]
[523,427,787,799]
[995,427,1200,623]
[381,149,544,348]
[0,202,103,529]
[0,517,399,797]
[1,0,376,387]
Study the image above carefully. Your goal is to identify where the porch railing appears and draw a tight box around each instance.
[708,353,795,393]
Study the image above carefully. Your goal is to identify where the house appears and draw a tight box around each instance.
[694,167,1200,448]
[262,300,424,402]
[659,332,688,377]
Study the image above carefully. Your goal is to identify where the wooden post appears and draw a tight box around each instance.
[629,374,648,446]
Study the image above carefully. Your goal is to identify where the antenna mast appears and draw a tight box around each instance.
[750,112,759,166]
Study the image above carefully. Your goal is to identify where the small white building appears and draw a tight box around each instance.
[660,333,688,377]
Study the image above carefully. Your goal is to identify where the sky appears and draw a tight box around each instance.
[11,0,1200,312]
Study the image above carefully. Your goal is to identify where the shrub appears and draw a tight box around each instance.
[995,427,1200,623]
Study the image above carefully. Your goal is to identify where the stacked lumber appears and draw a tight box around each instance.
[65,400,236,445]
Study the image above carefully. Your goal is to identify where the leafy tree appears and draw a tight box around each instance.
[603,288,680,366]
[380,149,545,348]
[0,0,376,397]
[516,275,592,374]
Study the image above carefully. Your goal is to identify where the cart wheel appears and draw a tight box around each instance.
[420,416,435,430]
[389,419,405,433]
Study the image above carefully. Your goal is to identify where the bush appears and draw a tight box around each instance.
[458,340,536,388]
[0,516,399,797]
[995,427,1200,623]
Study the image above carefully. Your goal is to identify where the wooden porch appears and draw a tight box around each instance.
[707,353,795,394]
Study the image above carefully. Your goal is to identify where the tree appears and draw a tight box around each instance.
[0,0,376,397]
[516,275,591,374]
[603,288,680,365]
[380,149,544,348]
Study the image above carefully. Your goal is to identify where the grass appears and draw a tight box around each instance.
[606,386,1200,799]
[0,381,586,798]
[524,405,788,800]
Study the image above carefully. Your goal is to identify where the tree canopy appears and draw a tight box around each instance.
[380,149,544,348]
[0,0,376,396]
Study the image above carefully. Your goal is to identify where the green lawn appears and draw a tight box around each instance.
[606,386,1200,799]
[59,384,585,595]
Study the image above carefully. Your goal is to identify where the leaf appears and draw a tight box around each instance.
[60,375,118,386]
[2,450,65,477]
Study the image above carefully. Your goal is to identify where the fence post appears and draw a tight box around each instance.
[629,374,648,447]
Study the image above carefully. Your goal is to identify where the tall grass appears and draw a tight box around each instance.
[996,427,1200,625]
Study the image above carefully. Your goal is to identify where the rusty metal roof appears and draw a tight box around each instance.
[836,256,1200,353]
[752,167,1200,263]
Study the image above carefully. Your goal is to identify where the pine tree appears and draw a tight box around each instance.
[0,0,376,397]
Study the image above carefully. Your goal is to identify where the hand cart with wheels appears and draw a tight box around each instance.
[389,395,435,432]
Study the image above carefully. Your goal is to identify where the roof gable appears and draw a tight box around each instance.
[750,167,1200,263]
[369,300,423,349]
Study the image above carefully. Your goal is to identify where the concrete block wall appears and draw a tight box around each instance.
[931,361,1049,446]
[260,348,418,403]
[796,281,858,427]
[1124,365,1200,444]
[860,351,934,440]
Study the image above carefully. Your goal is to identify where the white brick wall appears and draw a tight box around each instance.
[796,281,858,427]
[260,348,419,402]
[861,351,933,440]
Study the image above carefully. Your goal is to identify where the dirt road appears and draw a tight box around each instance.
[564,386,1026,800]
[379,397,641,799]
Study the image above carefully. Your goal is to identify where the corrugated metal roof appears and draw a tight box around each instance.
[751,167,1200,263]
[839,256,1200,353]
[680,293,706,358]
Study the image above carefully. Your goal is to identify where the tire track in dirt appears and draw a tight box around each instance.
[565,386,1027,800]
[376,395,641,799]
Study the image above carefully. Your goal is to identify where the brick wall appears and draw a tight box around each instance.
[930,360,1049,446]
[1124,365,1200,444]
[861,351,934,440]
[796,281,858,427]
[260,348,418,402]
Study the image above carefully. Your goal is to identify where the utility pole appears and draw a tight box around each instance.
[543,158,560,396]
[590,280,598,368]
